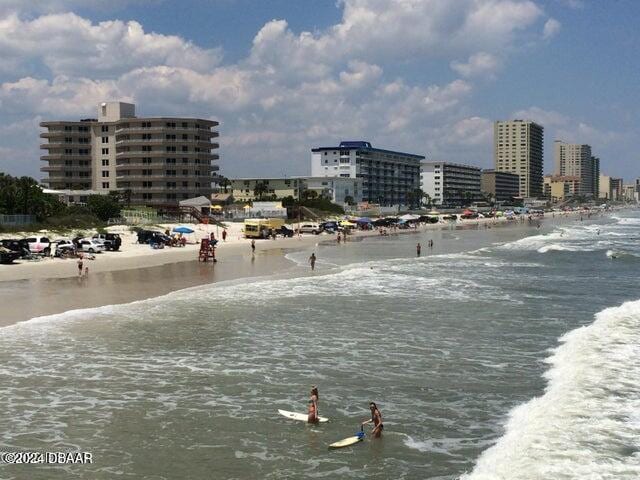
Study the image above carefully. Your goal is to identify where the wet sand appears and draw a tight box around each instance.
[0,248,296,327]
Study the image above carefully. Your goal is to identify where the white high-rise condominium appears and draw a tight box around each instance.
[493,120,544,198]
[553,141,597,197]
[40,102,219,205]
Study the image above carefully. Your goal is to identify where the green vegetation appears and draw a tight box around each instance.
[0,172,123,232]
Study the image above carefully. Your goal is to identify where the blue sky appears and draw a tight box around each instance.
[0,0,638,181]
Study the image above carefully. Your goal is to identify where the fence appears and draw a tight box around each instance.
[0,214,36,226]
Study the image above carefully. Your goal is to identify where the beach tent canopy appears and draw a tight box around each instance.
[399,214,419,221]
[179,196,211,208]
[210,205,223,210]
[173,226,195,234]
[355,217,373,223]
[428,210,440,215]
[340,220,357,227]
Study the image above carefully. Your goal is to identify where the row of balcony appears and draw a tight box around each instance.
[114,126,216,134]
[116,150,218,158]
[115,139,217,147]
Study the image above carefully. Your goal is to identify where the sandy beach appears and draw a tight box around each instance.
[0,211,593,327]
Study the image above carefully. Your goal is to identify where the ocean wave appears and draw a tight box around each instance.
[461,299,640,480]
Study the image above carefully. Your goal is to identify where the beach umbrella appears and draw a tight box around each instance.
[173,226,195,234]
[340,221,357,227]
[428,210,440,215]
[355,217,373,223]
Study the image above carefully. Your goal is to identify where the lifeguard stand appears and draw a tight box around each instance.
[198,239,216,262]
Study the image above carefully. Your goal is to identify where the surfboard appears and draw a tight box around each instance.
[329,432,365,449]
[278,409,329,423]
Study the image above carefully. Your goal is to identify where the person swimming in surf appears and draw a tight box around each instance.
[362,402,383,438]
[307,386,319,423]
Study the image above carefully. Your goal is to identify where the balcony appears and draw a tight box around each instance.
[116,150,217,158]
[41,153,91,160]
[41,165,91,172]
[114,126,217,134]
[114,138,217,148]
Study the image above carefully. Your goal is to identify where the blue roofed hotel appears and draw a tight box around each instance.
[311,141,424,206]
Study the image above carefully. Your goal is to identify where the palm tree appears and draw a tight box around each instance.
[218,176,231,193]
[422,192,432,209]
[253,181,268,200]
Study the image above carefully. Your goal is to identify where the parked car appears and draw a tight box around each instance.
[93,233,122,251]
[0,239,30,257]
[78,239,105,253]
[52,239,76,257]
[276,225,294,238]
[298,223,322,235]
[0,247,21,264]
[320,221,339,233]
[25,236,51,255]
[137,230,171,246]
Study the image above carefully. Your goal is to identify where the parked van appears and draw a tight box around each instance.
[298,222,322,235]
[244,218,285,239]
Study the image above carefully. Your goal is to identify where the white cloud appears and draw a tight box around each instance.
[543,18,561,39]
[0,13,222,78]
[451,52,501,78]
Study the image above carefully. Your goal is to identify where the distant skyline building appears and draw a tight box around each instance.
[493,120,544,198]
[553,141,597,197]
[421,161,482,206]
[480,169,519,203]
[40,102,219,205]
[599,174,612,200]
[544,175,581,203]
[611,177,624,201]
[311,141,422,206]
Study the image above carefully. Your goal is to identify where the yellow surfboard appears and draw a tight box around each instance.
[329,432,365,449]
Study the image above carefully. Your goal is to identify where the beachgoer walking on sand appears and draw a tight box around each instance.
[77,254,84,276]
[309,253,316,271]
[84,266,89,277]
[416,243,421,256]
[362,402,383,438]
[251,239,256,255]
[222,229,227,241]
[308,386,319,423]
[337,232,341,243]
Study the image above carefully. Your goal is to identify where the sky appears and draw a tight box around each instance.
[0,0,638,181]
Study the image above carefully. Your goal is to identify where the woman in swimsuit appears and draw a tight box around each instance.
[307,386,319,423]
[362,402,383,438]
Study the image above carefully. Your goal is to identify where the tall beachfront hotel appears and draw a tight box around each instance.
[553,140,599,197]
[40,102,219,205]
[311,141,423,205]
[493,120,544,198]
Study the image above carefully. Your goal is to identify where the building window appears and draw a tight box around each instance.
[65,149,72,154]
[166,122,176,128]
[165,158,176,164]
[102,148,109,154]
[102,136,109,143]
[102,182,109,189]
[166,146,177,152]
[182,146,188,152]
[182,158,188,164]
[182,122,188,128]
[102,159,109,166]
[182,169,188,175]
[142,193,152,200]
[102,171,109,178]
[101,125,109,132]
[142,146,152,152]
[142,181,152,188]
[166,170,176,176]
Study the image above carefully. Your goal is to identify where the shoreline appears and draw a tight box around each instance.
[0,211,603,328]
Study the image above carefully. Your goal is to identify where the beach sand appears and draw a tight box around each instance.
[0,211,592,327]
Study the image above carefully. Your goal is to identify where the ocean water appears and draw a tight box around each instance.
[1,212,640,479]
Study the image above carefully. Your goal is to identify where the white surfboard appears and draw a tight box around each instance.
[329,433,365,449]
[278,409,329,423]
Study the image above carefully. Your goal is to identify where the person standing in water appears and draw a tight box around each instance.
[77,254,84,276]
[251,239,256,255]
[307,386,319,423]
[416,243,421,256]
[362,402,383,438]
[309,253,316,271]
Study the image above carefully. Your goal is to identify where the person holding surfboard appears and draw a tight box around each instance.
[362,402,383,438]
[307,386,319,423]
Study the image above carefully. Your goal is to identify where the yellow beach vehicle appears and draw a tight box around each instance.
[243,218,285,239]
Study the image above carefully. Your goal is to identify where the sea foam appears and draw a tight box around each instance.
[461,299,640,480]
